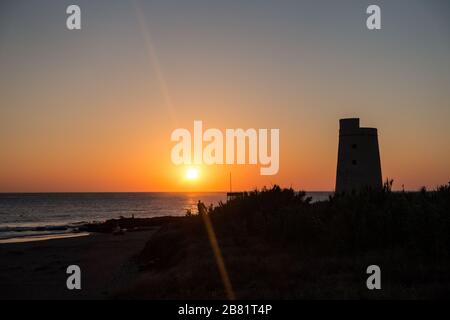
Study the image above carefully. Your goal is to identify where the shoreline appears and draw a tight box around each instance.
[0,215,182,244]
[0,232,90,244]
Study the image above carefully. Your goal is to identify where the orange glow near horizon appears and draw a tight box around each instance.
[0,113,449,193]
[1,115,449,193]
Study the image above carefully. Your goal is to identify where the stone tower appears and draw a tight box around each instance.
[335,118,382,193]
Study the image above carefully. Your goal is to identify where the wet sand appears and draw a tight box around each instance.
[0,229,156,299]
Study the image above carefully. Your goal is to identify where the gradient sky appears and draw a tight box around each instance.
[1,0,449,192]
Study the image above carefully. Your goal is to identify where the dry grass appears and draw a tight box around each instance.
[116,183,450,299]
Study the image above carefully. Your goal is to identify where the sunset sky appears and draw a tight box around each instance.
[1,0,449,192]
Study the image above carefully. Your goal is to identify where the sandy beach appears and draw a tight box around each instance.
[0,229,157,300]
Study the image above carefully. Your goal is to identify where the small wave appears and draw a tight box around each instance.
[0,224,70,233]
[0,225,78,241]
[0,232,90,244]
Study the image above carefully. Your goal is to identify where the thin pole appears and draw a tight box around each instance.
[229,172,232,193]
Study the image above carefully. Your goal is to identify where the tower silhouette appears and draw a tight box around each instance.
[335,118,382,193]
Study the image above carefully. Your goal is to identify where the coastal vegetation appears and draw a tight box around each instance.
[117,181,450,299]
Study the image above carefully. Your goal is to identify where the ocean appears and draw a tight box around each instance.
[0,192,332,240]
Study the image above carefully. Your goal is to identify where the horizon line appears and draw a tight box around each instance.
[0,190,335,194]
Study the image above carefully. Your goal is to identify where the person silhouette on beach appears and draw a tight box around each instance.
[197,200,207,215]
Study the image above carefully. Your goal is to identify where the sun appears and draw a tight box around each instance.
[185,167,199,180]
